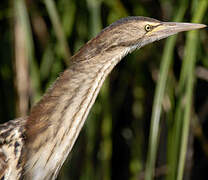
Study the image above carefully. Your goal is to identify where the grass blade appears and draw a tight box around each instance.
[15,0,42,103]
[145,1,188,179]
[177,1,207,180]
[44,0,71,65]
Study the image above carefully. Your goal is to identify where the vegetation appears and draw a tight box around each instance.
[0,0,207,179]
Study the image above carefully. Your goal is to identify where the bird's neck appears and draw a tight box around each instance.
[24,42,129,179]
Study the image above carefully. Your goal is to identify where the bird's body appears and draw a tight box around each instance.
[0,17,206,179]
[0,117,26,179]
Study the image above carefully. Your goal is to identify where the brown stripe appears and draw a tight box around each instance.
[63,59,115,157]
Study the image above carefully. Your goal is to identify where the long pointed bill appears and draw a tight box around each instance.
[140,22,206,47]
[161,22,206,34]
[152,22,207,40]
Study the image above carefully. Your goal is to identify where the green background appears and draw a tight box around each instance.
[0,0,208,179]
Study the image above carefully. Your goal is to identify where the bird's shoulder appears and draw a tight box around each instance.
[0,117,27,179]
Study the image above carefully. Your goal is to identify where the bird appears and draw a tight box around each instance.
[0,16,206,180]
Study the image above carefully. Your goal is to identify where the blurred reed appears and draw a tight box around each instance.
[0,0,207,179]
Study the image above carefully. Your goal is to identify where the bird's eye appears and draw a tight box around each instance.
[145,24,152,32]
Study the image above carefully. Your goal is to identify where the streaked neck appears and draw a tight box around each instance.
[24,44,130,179]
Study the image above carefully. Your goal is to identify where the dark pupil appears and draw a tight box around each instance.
[146,25,150,30]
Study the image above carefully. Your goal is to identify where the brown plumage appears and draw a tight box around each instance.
[0,117,26,179]
[0,17,206,179]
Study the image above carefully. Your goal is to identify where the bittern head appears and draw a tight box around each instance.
[73,16,206,63]
[98,16,206,53]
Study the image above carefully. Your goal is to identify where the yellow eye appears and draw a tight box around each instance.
[145,24,152,32]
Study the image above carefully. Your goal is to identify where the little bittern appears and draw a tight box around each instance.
[0,17,206,179]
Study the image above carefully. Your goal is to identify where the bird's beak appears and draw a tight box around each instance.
[161,22,206,34]
[151,22,207,40]
[140,22,206,47]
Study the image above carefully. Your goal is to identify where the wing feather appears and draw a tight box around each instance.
[0,117,27,179]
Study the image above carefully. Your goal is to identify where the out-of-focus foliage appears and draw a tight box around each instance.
[0,0,207,179]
